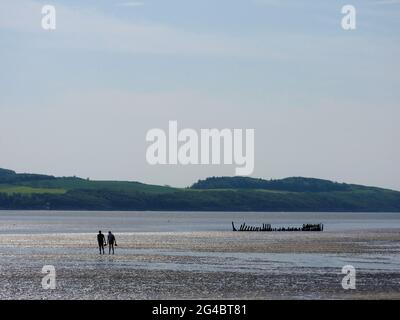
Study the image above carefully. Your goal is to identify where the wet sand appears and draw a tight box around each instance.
[0,229,399,299]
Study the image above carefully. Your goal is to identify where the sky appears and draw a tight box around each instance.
[0,0,399,189]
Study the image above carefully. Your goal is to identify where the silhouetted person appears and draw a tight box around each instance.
[97,231,106,254]
[107,231,117,255]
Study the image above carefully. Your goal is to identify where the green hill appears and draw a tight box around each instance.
[0,168,399,212]
[191,176,353,192]
[0,168,175,194]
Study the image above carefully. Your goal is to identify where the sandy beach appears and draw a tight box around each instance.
[1,227,399,300]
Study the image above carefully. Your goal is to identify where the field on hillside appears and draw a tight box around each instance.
[0,184,66,195]
[19,178,177,194]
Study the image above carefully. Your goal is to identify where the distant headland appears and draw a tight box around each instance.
[0,168,399,212]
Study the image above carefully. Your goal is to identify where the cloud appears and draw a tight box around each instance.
[0,0,267,57]
[2,0,396,61]
[373,0,400,4]
[252,0,304,7]
[252,0,285,6]
[116,1,145,7]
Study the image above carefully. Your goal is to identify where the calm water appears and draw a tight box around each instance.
[0,211,399,234]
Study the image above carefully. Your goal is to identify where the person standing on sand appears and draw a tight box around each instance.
[107,231,117,255]
[97,230,106,254]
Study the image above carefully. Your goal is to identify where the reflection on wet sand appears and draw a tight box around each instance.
[0,230,399,299]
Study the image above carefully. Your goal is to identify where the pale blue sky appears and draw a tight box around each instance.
[0,0,399,189]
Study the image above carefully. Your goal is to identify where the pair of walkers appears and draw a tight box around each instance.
[97,231,117,255]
